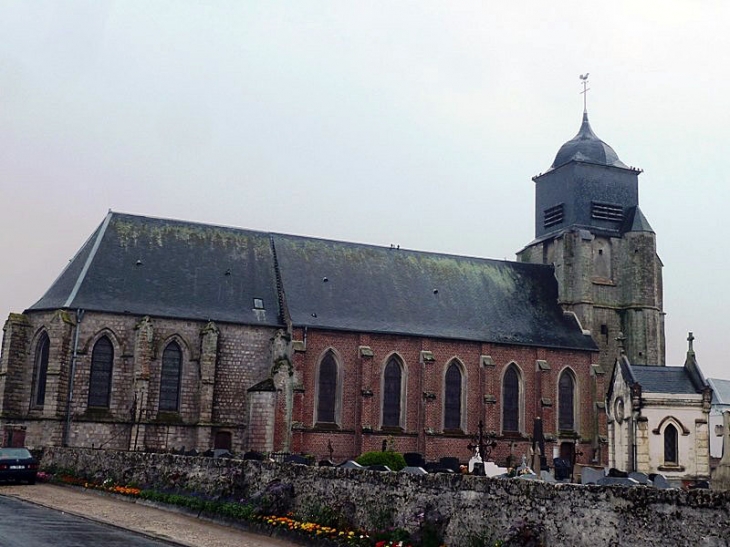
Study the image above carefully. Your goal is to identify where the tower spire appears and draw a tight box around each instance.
[579,73,590,113]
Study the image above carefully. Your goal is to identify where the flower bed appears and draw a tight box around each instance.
[37,470,511,546]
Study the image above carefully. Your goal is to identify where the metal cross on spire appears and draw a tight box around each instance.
[579,73,590,112]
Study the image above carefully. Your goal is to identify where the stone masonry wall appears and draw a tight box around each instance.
[42,447,730,547]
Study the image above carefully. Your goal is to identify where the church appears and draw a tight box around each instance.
[0,107,667,469]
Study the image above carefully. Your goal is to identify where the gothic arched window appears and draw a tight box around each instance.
[558,370,576,431]
[444,361,462,430]
[382,356,403,428]
[88,336,113,408]
[159,342,182,411]
[32,332,50,407]
[664,424,678,465]
[317,351,338,424]
[503,365,520,433]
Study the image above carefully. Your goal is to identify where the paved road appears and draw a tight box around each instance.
[0,484,296,547]
[0,495,179,547]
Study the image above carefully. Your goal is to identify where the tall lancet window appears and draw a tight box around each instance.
[664,424,678,465]
[317,351,337,424]
[444,361,462,430]
[558,370,576,431]
[88,337,113,408]
[159,342,182,411]
[382,356,403,428]
[32,333,50,407]
[502,365,521,433]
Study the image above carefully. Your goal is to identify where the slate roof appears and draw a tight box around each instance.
[550,112,629,171]
[273,234,596,350]
[630,365,703,395]
[30,213,282,326]
[622,206,655,234]
[29,212,597,351]
[708,378,730,405]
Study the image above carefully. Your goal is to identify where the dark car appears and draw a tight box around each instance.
[0,448,39,484]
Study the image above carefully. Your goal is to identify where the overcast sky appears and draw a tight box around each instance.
[1,1,728,378]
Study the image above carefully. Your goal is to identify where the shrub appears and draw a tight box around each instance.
[355,451,406,471]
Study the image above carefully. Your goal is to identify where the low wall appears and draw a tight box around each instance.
[42,448,730,546]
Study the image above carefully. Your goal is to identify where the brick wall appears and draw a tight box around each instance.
[290,328,604,466]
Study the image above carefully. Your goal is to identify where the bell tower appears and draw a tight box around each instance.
[518,82,665,371]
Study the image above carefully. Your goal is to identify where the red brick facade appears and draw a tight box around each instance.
[288,327,606,467]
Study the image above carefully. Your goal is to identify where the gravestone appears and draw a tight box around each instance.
[483,461,508,477]
[468,450,483,473]
[553,458,571,480]
[541,470,556,483]
[649,473,672,489]
[403,452,426,467]
[581,467,605,485]
[628,471,649,485]
[471,462,485,476]
[711,410,730,491]
[607,468,629,478]
[597,476,639,487]
[367,464,392,472]
[284,454,309,465]
[439,457,460,473]
[400,466,428,475]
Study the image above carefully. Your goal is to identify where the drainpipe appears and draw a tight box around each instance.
[62,309,84,447]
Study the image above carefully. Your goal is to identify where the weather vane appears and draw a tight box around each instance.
[579,73,590,112]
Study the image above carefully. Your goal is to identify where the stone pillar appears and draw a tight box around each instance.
[635,417,650,473]
[44,311,75,420]
[590,363,606,463]
[419,349,435,455]
[695,418,710,479]
[196,321,219,451]
[0,314,32,417]
[130,316,154,451]
[271,330,293,452]
[355,341,374,456]
[711,411,730,490]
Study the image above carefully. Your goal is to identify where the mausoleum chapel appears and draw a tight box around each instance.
[0,101,709,482]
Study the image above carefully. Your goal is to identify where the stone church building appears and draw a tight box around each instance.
[0,109,666,467]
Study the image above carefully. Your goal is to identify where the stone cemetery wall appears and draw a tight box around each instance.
[42,447,730,546]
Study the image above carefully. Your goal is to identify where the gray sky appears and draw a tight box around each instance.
[1,1,728,378]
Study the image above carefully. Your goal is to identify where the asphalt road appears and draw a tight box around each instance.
[0,495,179,547]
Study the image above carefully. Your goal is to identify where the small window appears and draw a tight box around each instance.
[32,333,50,407]
[664,424,678,465]
[159,342,182,411]
[89,337,114,408]
[253,298,264,310]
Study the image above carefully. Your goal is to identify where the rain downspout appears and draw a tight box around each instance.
[62,309,84,447]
